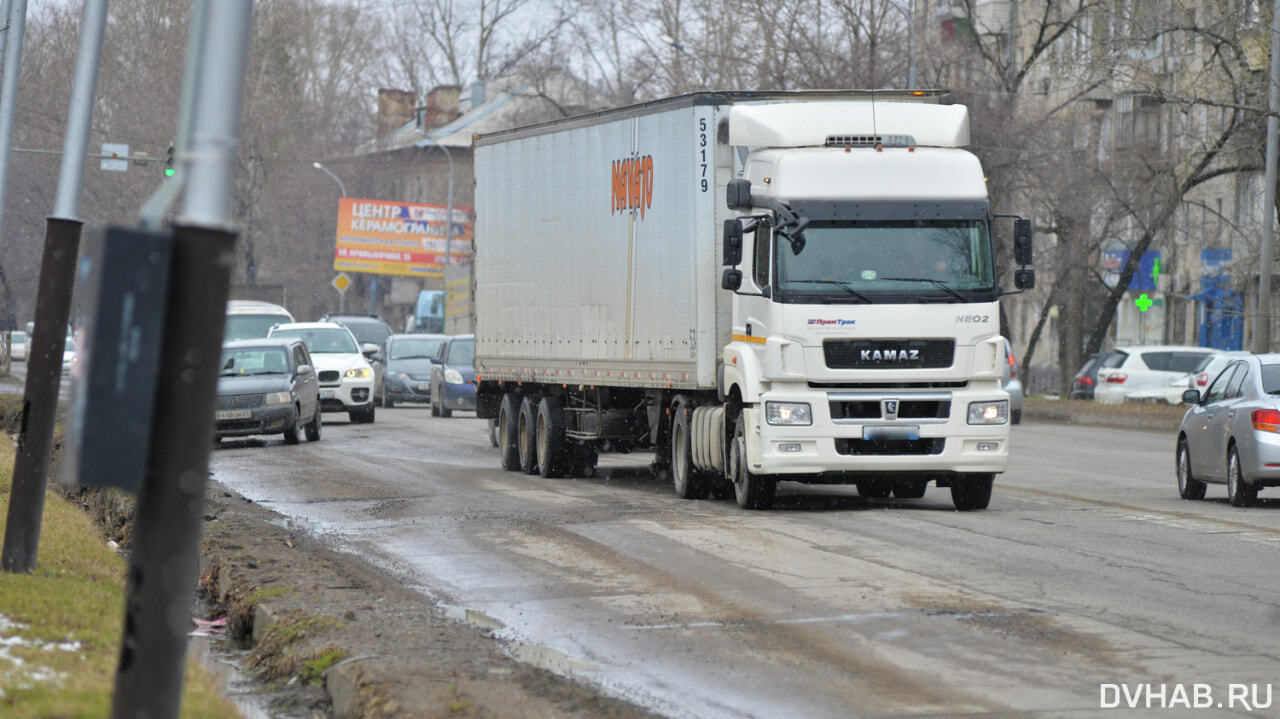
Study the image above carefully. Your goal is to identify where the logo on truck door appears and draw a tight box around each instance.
[612,154,654,219]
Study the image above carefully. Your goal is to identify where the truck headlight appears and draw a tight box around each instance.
[444,369,463,384]
[967,400,1008,425]
[346,367,372,379]
[765,402,812,426]
[265,391,291,406]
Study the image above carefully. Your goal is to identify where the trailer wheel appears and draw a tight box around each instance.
[536,396,568,478]
[731,411,775,510]
[518,396,540,475]
[497,393,521,471]
[569,443,598,478]
[950,473,994,510]
[670,399,709,499]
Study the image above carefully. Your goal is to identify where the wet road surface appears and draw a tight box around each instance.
[210,408,1280,718]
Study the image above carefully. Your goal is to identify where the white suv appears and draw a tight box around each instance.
[269,322,377,423]
[1094,345,1217,404]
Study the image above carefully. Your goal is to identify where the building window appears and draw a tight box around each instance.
[1116,93,1160,147]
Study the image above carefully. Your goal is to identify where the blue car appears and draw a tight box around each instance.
[430,334,476,417]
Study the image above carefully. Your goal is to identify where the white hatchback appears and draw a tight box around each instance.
[1094,345,1218,404]
[268,322,377,423]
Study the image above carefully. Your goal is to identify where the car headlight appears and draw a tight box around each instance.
[444,368,463,384]
[765,401,812,426]
[265,391,291,406]
[967,400,1008,425]
[345,367,372,379]
[396,372,410,380]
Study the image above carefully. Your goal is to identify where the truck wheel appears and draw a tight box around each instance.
[488,419,499,448]
[518,396,540,475]
[950,473,993,510]
[857,482,891,499]
[536,396,568,478]
[497,393,521,471]
[670,401,709,499]
[891,480,927,499]
[731,412,775,510]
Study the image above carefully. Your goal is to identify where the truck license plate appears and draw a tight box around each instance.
[320,389,336,399]
[216,409,251,421]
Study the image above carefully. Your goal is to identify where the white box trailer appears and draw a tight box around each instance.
[473,91,1035,511]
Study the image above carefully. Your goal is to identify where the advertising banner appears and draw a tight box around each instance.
[332,198,473,278]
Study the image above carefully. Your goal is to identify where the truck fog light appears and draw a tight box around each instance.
[976,442,1000,452]
[777,442,802,453]
[766,402,812,426]
[967,400,1008,425]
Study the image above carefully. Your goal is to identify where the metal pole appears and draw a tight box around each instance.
[0,0,28,245]
[2,0,107,574]
[907,0,916,89]
[1255,0,1280,353]
[312,161,347,196]
[111,2,253,716]
[0,0,14,84]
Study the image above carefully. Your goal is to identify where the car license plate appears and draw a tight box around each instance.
[320,389,336,399]
[216,409,251,421]
[417,383,430,391]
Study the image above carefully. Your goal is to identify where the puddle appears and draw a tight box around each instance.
[189,636,274,719]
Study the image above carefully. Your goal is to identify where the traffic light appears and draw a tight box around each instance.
[164,144,175,177]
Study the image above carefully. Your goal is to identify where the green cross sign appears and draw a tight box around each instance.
[1135,293,1154,313]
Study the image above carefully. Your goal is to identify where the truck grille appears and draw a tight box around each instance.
[824,339,954,369]
[319,370,340,383]
[218,393,263,410]
[835,438,945,456]
[830,399,950,420]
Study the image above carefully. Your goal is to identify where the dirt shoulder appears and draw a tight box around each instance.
[196,482,661,719]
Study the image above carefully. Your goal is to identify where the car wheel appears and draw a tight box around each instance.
[497,393,521,471]
[951,473,994,510]
[440,393,453,418]
[382,385,394,409]
[1176,438,1205,500]
[283,406,302,445]
[1227,446,1258,507]
[1011,408,1022,425]
[731,411,775,510]
[305,406,322,442]
[517,395,540,475]
[670,398,710,499]
[431,393,440,416]
[535,396,568,478]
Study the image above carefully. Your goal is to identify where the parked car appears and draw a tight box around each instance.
[269,321,376,423]
[380,333,447,407]
[1094,345,1217,404]
[61,337,77,376]
[8,330,27,361]
[224,300,294,342]
[429,334,476,417]
[1001,337,1023,425]
[1176,353,1280,506]
[215,338,321,444]
[321,314,393,406]
[1069,352,1113,400]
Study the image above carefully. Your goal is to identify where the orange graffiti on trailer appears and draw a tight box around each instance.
[611,155,653,219]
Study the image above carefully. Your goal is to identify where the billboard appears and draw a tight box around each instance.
[332,198,474,278]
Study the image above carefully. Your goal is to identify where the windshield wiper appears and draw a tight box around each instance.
[876,276,967,303]
[786,280,872,303]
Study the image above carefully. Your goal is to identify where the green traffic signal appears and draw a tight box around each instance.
[164,166,175,177]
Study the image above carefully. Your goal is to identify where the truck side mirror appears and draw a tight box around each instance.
[722,269,743,291]
[723,219,743,265]
[726,179,752,210]
[1014,218,1033,265]
[1014,267,1035,290]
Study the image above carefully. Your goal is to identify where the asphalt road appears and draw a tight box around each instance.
[209,408,1280,719]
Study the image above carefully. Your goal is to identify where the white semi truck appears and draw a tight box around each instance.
[472,90,1034,510]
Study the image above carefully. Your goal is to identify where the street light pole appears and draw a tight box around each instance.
[312,161,347,197]
[884,0,917,89]
[1254,0,1280,352]
[414,136,455,271]
[660,34,716,87]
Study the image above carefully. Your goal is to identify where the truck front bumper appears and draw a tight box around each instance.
[746,386,1010,478]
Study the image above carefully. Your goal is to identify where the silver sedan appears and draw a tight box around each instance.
[1176,353,1280,506]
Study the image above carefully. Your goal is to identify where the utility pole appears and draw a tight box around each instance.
[1255,0,1280,353]
[110,1,255,716]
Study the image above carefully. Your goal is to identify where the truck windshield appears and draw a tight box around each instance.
[773,220,996,304]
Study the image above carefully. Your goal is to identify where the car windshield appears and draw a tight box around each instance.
[272,328,358,354]
[220,347,290,376]
[390,338,444,360]
[773,220,996,304]
[338,321,391,346]
[446,338,475,365]
[225,314,290,342]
